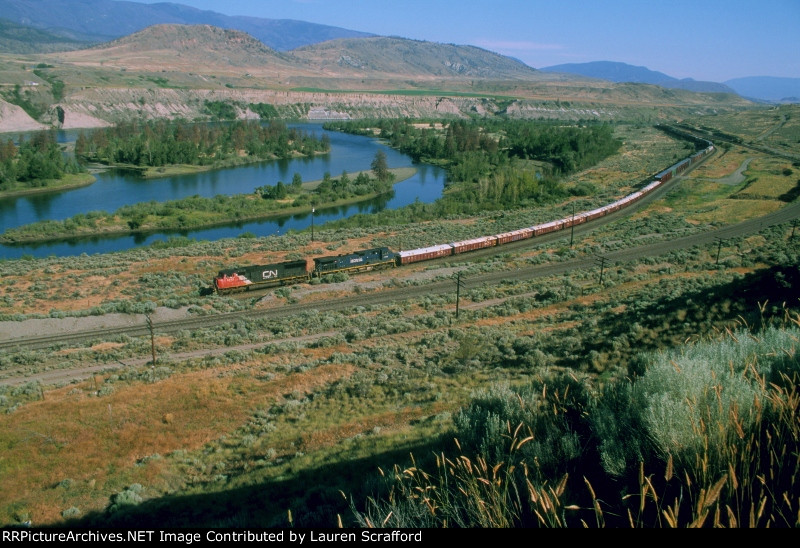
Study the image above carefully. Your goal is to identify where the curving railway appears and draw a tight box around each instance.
[212,142,715,294]
[2,133,800,378]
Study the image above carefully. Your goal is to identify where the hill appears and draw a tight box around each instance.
[55,27,551,83]
[0,24,754,132]
[58,24,310,76]
[289,36,544,81]
[0,0,373,52]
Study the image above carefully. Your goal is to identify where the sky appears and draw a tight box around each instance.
[136,0,800,83]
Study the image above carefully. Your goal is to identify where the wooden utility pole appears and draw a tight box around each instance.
[455,272,466,319]
[145,314,156,366]
[596,256,608,286]
[570,202,575,248]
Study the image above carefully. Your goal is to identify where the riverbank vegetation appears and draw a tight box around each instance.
[1,118,625,245]
[0,130,86,193]
[74,119,330,175]
[325,118,623,216]
[0,164,408,244]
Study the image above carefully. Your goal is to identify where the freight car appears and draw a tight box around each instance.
[398,244,454,265]
[451,235,498,254]
[213,141,714,295]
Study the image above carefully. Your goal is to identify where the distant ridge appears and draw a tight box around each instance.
[541,61,674,84]
[0,0,374,51]
[723,77,800,104]
[541,61,737,95]
[290,36,542,80]
[53,25,549,85]
[0,17,93,53]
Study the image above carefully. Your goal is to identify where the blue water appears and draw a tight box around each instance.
[0,123,446,259]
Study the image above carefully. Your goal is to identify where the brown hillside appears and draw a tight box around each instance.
[0,23,754,132]
[56,24,314,77]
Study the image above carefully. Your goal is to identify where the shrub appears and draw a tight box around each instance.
[107,484,145,513]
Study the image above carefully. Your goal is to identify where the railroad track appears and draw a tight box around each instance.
[2,190,798,355]
[3,143,799,354]
[0,170,680,353]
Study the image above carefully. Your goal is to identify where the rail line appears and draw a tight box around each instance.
[3,184,799,358]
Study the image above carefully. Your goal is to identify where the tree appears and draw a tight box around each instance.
[335,170,350,193]
[291,172,303,190]
[371,150,390,182]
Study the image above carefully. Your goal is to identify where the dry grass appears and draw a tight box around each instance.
[350,322,800,528]
[0,359,358,524]
[688,199,784,225]
[694,148,752,179]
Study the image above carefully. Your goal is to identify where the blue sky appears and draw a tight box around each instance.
[138,0,799,82]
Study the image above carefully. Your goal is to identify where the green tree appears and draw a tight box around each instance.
[291,172,303,190]
[371,150,390,182]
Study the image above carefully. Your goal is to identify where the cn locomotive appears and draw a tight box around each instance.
[213,143,714,295]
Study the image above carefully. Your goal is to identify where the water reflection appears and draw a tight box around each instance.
[0,123,445,259]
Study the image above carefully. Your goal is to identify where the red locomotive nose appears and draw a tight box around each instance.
[215,273,248,289]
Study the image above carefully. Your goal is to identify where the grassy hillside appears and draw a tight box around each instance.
[0,109,798,527]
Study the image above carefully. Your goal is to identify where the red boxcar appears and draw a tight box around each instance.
[495,228,534,245]
[451,236,498,254]
[398,244,454,265]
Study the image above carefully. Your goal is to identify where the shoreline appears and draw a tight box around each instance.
[0,173,97,199]
[0,167,418,246]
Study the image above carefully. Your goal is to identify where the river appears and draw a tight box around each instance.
[0,123,446,259]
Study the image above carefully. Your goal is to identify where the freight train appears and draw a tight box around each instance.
[213,143,714,295]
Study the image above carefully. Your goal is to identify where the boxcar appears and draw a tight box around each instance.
[533,219,565,236]
[214,259,309,293]
[313,247,398,276]
[451,235,498,254]
[641,180,661,194]
[398,244,454,265]
[495,228,534,245]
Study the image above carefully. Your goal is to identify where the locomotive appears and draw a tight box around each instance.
[213,143,714,295]
[213,247,399,293]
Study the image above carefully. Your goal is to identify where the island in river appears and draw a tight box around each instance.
[0,167,416,245]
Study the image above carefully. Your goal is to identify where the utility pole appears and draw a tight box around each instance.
[145,314,156,366]
[596,256,608,286]
[311,208,315,242]
[455,272,466,319]
[570,202,575,248]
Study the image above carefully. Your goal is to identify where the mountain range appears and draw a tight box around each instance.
[540,61,800,104]
[1,0,797,104]
[0,0,374,50]
[0,0,795,105]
